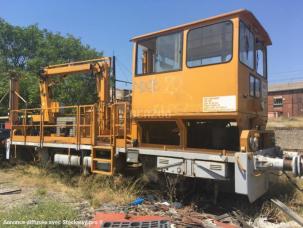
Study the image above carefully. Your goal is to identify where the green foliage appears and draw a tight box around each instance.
[0,18,102,115]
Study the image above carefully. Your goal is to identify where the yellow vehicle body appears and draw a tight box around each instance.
[130,9,272,151]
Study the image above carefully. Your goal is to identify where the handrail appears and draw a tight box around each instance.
[11,104,95,146]
[11,104,95,112]
[10,102,131,149]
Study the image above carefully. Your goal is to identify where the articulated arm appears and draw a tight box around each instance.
[38,57,111,122]
[41,58,110,76]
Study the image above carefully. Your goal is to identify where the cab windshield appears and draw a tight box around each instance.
[136,32,182,75]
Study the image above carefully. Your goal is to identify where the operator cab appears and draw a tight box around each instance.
[131,9,272,151]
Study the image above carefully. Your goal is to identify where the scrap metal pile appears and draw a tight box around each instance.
[93,197,242,228]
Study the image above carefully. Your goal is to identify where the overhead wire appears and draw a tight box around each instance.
[270,69,303,76]
[116,57,132,75]
[116,63,129,82]
[115,58,131,80]
[269,68,303,82]
[114,56,132,87]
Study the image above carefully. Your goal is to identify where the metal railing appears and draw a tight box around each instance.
[10,101,131,149]
[10,105,95,148]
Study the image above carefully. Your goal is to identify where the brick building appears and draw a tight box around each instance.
[268,82,303,118]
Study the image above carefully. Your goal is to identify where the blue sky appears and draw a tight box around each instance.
[1,0,302,86]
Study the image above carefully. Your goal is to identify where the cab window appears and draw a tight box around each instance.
[136,32,182,75]
[187,21,233,67]
[239,21,254,69]
[256,39,267,77]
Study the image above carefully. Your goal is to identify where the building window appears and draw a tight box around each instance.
[187,21,233,67]
[239,21,254,69]
[136,32,182,75]
[273,97,283,107]
[250,75,261,97]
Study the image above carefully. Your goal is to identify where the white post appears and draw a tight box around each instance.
[5,139,10,160]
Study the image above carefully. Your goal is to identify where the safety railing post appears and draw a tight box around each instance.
[92,105,96,146]
[39,109,44,148]
[124,103,127,148]
[10,110,13,142]
[112,104,116,146]
[24,109,27,143]
[76,106,80,150]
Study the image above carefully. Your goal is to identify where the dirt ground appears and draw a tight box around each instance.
[0,162,302,228]
[0,165,95,225]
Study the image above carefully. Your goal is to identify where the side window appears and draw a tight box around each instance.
[239,22,254,69]
[136,32,182,75]
[249,76,255,97]
[256,39,267,77]
[250,75,261,97]
[255,78,261,97]
[187,21,233,67]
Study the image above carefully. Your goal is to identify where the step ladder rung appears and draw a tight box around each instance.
[93,158,112,163]
[91,102,130,176]
[92,170,113,176]
[93,145,112,150]
[98,135,111,138]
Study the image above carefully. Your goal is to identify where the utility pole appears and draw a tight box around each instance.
[112,55,116,102]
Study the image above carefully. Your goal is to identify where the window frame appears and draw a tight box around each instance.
[256,43,267,78]
[135,31,184,77]
[239,20,255,71]
[255,77,261,98]
[249,75,262,98]
[186,20,234,69]
[249,75,255,97]
[273,97,283,107]
[239,20,268,79]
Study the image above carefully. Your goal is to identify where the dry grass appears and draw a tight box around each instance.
[181,173,303,223]
[10,165,76,196]
[267,116,303,129]
[1,163,143,208]
[233,173,303,223]
[259,174,303,222]
[78,175,142,207]
[2,163,303,224]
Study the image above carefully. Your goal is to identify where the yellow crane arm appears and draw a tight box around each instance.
[37,57,112,122]
[41,57,111,77]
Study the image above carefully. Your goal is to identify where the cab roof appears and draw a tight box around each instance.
[131,9,272,45]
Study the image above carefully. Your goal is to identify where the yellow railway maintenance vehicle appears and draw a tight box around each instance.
[7,9,303,202]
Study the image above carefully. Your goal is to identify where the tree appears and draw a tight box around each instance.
[0,18,102,115]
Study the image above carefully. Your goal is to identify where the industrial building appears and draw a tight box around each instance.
[268,81,303,118]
